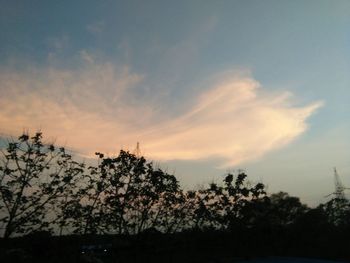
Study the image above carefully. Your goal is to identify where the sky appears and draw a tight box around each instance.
[0,0,349,205]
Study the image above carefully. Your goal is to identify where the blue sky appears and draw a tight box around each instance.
[0,0,349,205]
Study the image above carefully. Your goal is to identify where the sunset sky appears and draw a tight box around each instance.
[0,0,349,205]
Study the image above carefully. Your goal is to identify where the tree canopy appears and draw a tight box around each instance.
[0,132,349,240]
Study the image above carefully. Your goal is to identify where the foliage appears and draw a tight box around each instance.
[268,191,309,226]
[185,172,268,230]
[63,150,181,235]
[0,132,84,238]
[1,131,349,241]
[320,196,350,226]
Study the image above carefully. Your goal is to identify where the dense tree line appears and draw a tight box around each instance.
[1,132,349,240]
[1,132,350,263]
[0,132,350,262]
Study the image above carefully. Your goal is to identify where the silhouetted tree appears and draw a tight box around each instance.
[183,172,268,230]
[64,150,181,235]
[267,191,309,226]
[0,132,84,239]
[320,196,350,227]
[218,172,267,229]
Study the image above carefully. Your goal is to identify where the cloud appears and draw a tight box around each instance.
[0,62,322,167]
[142,77,322,167]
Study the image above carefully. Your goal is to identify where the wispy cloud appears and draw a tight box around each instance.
[0,60,322,166]
[142,76,322,166]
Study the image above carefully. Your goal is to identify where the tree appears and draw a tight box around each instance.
[267,191,309,226]
[0,132,84,239]
[320,196,350,227]
[64,150,181,235]
[219,172,267,229]
[183,172,268,230]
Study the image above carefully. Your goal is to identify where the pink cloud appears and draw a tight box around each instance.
[0,63,322,167]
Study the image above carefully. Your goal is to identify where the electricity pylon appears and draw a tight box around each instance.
[326,167,349,199]
[324,167,350,226]
[334,168,347,199]
[134,142,141,157]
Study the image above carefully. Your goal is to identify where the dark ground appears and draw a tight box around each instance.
[1,228,349,263]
